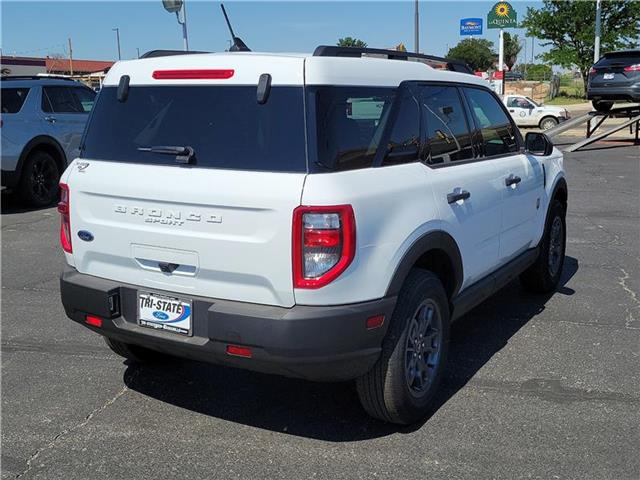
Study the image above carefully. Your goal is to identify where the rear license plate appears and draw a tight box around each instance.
[603,73,615,80]
[138,292,192,336]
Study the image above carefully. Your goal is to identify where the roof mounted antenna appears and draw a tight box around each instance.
[220,3,250,52]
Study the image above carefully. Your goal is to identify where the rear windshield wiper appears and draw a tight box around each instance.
[138,145,195,164]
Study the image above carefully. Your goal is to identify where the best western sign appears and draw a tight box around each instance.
[487,1,518,29]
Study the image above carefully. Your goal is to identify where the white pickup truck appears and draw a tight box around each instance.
[503,94,570,130]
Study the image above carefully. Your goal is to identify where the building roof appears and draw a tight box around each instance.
[45,57,114,74]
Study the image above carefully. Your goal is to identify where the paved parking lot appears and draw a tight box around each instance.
[2,139,639,479]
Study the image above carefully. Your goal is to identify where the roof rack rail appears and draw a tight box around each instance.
[0,75,76,81]
[140,50,211,59]
[312,46,474,74]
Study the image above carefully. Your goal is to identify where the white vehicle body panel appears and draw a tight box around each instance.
[65,160,305,307]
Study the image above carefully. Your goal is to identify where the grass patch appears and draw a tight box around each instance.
[545,96,588,105]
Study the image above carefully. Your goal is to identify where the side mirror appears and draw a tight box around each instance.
[525,132,554,156]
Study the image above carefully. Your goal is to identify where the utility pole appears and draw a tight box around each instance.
[68,37,73,75]
[136,47,140,58]
[523,37,527,79]
[414,0,419,54]
[112,28,121,60]
[594,0,602,63]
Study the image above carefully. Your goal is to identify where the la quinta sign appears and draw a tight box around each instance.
[488,2,518,29]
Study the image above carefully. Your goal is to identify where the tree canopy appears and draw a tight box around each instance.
[337,37,367,48]
[521,0,640,93]
[446,38,495,71]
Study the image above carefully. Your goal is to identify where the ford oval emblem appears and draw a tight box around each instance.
[77,230,94,242]
[153,311,169,321]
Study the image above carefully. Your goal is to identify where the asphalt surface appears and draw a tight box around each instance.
[2,138,639,479]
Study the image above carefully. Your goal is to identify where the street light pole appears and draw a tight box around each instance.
[594,0,602,63]
[176,1,190,51]
[414,0,419,53]
[112,28,121,60]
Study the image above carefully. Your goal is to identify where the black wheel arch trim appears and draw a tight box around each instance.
[16,135,68,182]
[385,230,463,299]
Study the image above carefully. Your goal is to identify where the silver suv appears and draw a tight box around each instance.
[1,76,96,206]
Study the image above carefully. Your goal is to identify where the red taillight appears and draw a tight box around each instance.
[226,345,252,358]
[292,205,355,289]
[85,315,102,327]
[152,69,235,80]
[58,183,72,253]
[589,67,597,76]
[366,315,385,330]
[624,64,640,72]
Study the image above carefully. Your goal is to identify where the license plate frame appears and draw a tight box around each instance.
[603,73,615,80]
[137,291,193,336]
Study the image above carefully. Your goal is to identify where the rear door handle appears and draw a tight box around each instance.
[44,116,56,124]
[447,190,471,204]
[505,174,522,187]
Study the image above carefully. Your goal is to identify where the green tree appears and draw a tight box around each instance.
[337,37,367,48]
[503,32,522,71]
[512,63,553,81]
[521,0,640,95]
[446,38,495,71]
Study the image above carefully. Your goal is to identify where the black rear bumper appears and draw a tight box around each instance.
[60,266,396,382]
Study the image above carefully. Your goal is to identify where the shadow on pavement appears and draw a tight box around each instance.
[1,190,54,215]
[124,256,579,442]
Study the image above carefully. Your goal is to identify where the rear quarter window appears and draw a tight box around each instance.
[1,87,30,113]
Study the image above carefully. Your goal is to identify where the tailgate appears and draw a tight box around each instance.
[66,161,305,307]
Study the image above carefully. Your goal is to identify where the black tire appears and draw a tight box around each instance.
[539,116,559,130]
[356,269,450,425]
[104,337,167,363]
[520,200,566,293]
[592,100,614,112]
[18,150,60,207]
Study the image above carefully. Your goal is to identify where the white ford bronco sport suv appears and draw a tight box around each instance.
[59,46,567,425]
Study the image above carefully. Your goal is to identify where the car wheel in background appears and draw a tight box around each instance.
[356,269,450,425]
[18,150,60,207]
[539,116,559,130]
[592,100,614,112]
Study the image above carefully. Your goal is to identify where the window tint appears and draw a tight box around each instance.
[596,52,640,67]
[312,86,395,171]
[464,87,518,157]
[382,87,421,166]
[420,85,474,164]
[42,87,83,113]
[1,88,30,113]
[82,86,307,172]
[73,87,96,112]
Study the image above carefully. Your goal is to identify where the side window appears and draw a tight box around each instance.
[507,97,519,108]
[73,87,96,112]
[313,87,396,171]
[382,88,421,166]
[42,87,83,113]
[464,87,518,157]
[420,85,474,165]
[1,88,30,113]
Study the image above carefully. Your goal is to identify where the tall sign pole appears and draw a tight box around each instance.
[414,0,419,54]
[487,2,518,95]
[594,0,602,63]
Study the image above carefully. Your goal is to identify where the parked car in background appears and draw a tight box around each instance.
[503,94,569,130]
[587,49,640,112]
[1,76,96,206]
[504,71,524,82]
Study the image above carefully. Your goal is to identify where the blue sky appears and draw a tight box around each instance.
[1,1,546,62]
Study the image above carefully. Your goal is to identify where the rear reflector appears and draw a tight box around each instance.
[226,345,252,358]
[366,315,385,330]
[152,69,235,80]
[85,315,103,328]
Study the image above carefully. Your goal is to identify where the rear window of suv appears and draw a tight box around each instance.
[1,88,30,113]
[81,86,307,172]
[595,52,640,67]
